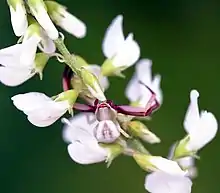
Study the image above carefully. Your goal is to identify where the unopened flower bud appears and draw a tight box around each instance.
[7,0,28,36]
[127,121,160,144]
[45,1,86,38]
[79,67,106,101]
[94,120,120,143]
[173,136,197,160]
[34,53,50,80]
[27,0,59,40]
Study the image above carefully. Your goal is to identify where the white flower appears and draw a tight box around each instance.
[145,171,192,193]
[12,92,71,127]
[183,90,218,151]
[63,113,109,164]
[101,15,140,76]
[7,0,28,36]
[27,0,59,40]
[125,59,162,107]
[0,36,40,86]
[45,1,86,38]
[85,65,109,91]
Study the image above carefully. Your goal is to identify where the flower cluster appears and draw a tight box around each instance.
[1,1,218,193]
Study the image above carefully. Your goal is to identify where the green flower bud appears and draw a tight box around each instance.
[127,121,160,144]
[34,53,50,80]
[79,67,106,101]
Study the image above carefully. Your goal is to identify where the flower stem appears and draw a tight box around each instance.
[54,38,80,74]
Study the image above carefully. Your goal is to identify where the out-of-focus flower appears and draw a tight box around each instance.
[63,113,123,165]
[7,0,28,36]
[101,15,140,77]
[27,0,59,40]
[125,59,162,107]
[12,90,78,127]
[145,171,192,193]
[174,90,218,159]
[45,1,86,38]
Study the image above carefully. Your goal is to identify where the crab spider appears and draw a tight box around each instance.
[62,65,160,117]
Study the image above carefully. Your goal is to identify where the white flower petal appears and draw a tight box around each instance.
[85,65,109,91]
[9,3,28,36]
[113,33,140,68]
[0,66,35,86]
[188,111,218,150]
[145,172,192,193]
[125,74,142,102]
[59,11,86,38]
[63,113,98,143]
[136,59,152,84]
[183,90,200,133]
[102,15,125,58]
[31,5,59,40]
[21,35,41,66]
[149,156,186,175]
[38,31,56,54]
[11,92,52,113]
[27,103,68,127]
[63,113,108,164]
[68,142,107,164]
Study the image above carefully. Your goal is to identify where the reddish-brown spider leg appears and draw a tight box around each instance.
[114,82,160,117]
[72,103,95,112]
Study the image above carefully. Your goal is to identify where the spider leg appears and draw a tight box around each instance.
[115,82,160,117]
[73,103,95,112]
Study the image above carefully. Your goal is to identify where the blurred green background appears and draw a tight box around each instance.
[0,0,220,192]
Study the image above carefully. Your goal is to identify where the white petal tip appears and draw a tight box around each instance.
[190,90,199,100]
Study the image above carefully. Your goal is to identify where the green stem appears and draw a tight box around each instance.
[54,38,80,74]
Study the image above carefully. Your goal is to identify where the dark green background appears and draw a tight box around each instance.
[0,0,219,192]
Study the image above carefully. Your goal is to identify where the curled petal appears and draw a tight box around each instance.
[102,15,124,58]
[145,172,192,193]
[184,90,200,133]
